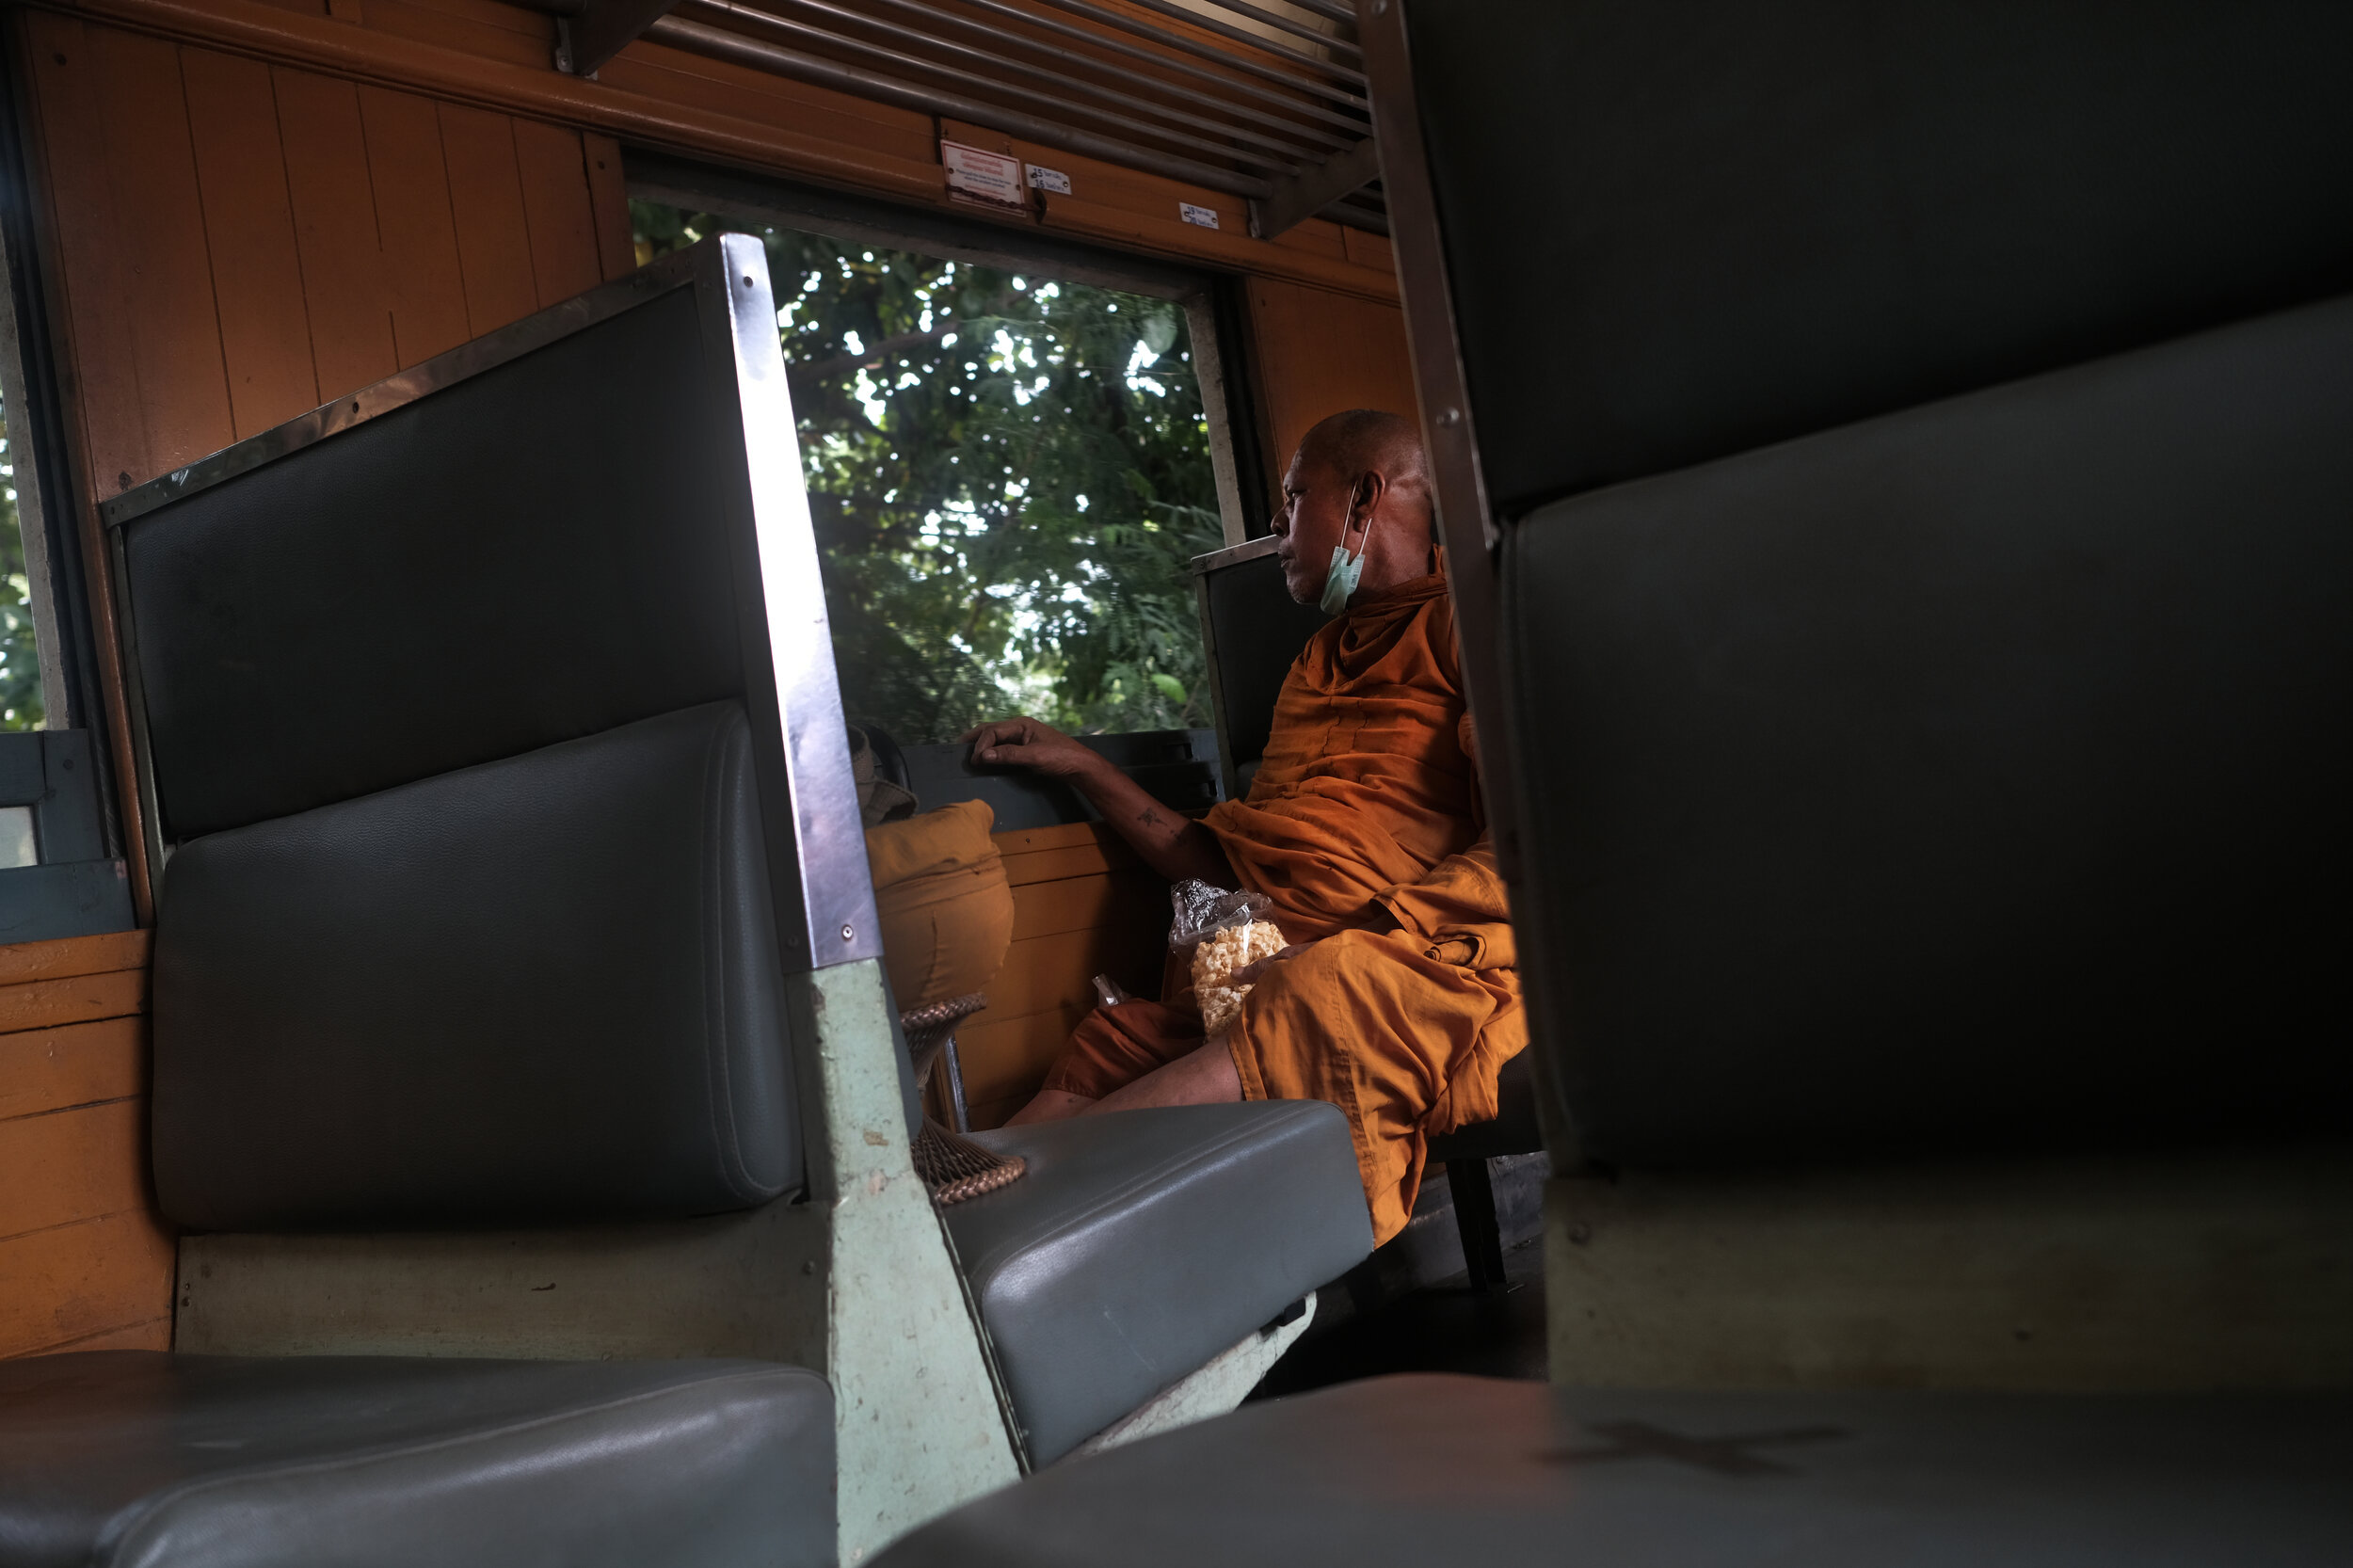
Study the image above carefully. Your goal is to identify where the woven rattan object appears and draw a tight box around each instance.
[901,993,1027,1205]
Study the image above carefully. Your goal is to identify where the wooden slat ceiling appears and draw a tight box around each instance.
[529,0,1384,237]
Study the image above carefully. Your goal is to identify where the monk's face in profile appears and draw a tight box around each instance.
[1271,445,1362,605]
[1271,411,1434,608]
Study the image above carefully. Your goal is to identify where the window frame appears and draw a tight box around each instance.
[627,150,1268,548]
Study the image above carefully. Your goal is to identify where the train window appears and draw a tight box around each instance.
[634,200,1225,747]
[0,398,41,732]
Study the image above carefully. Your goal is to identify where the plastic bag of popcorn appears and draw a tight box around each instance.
[1168,879,1286,1036]
[1192,918,1286,1036]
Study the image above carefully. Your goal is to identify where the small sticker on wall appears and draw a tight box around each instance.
[1026,164,1073,196]
[942,140,1027,210]
[1178,202,1220,230]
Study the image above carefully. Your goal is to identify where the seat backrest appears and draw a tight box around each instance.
[1386,0,2353,1167]
[109,239,872,1228]
[1190,537,1328,798]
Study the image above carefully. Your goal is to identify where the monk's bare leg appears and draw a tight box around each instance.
[1005,1088,1096,1125]
[1080,1041,1241,1115]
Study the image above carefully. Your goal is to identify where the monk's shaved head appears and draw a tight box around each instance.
[1296,408,1429,495]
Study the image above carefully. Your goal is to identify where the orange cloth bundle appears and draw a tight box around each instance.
[865,798,1014,1013]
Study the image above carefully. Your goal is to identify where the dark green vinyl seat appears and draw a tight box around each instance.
[876,1,2353,1560]
[0,1354,831,1568]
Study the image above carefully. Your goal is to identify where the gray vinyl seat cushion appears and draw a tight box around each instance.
[950,1101,1372,1464]
[0,1352,832,1568]
[152,701,799,1231]
[1503,292,2353,1168]
[873,1373,2353,1567]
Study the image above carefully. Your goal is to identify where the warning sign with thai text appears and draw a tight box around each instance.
[942,141,1027,210]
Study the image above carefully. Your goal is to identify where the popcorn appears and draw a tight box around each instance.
[1193,918,1286,1037]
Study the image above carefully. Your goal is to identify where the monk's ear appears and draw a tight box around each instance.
[1347,470,1385,532]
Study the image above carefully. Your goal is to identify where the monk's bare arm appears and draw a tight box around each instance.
[964,717,1238,888]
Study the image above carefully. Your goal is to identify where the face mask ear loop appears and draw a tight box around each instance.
[1320,475,1378,616]
[1337,474,1375,558]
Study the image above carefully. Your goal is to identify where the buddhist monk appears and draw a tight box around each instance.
[962,409,1525,1244]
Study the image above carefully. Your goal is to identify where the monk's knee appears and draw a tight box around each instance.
[1254,928,1390,1003]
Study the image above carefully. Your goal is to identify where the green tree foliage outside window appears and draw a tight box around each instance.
[0,402,41,731]
[634,202,1224,745]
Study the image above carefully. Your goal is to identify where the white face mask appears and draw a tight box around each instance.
[1318,479,1375,616]
[1319,541,1366,616]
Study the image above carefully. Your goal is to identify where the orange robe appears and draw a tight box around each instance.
[1043,568,1526,1244]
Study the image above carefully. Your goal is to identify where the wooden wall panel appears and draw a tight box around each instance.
[24,17,624,496]
[359,84,474,366]
[361,0,551,71]
[0,933,168,1359]
[183,49,323,438]
[0,1212,175,1357]
[513,118,603,307]
[275,68,401,398]
[582,132,634,282]
[439,102,541,338]
[958,824,1170,1129]
[89,26,237,478]
[1243,278,1422,505]
[0,1018,144,1122]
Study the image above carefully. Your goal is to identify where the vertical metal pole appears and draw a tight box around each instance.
[1361,0,1580,1165]
[943,1032,973,1134]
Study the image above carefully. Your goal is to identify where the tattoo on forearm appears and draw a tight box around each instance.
[1139,808,1166,829]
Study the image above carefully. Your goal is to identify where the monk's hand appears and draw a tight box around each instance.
[1229,943,1312,986]
[962,716,1104,782]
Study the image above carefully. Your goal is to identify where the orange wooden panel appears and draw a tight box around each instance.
[0,1016,144,1122]
[1009,870,1165,943]
[964,1095,1027,1131]
[182,45,322,439]
[359,84,472,367]
[1342,226,1395,275]
[0,930,150,987]
[0,1208,175,1359]
[275,66,399,400]
[991,821,1114,857]
[0,1098,149,1239]
[359,0,550,71]
[0,970,149,1035]
[368,0,551,40]
[438,102,538,336]
[512,119,602,309]
[21,12,152,499]
[955,1001,1086,1117]
[600,39,938,170]
[581,132,633,282]
[1000,839,1144,888]
[987,923,1165,1021]
[91,27,236,478]
[1244,277,1420,501]
[38,1316,173,1354]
